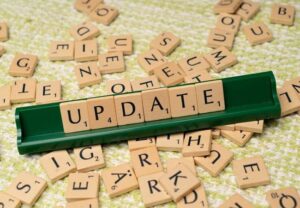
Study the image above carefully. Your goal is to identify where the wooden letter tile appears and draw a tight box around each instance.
[65,172,99,201]
[128,137,156,151]
[182,130,212,157]
[101,163,139,198]
[221,129,253,147]
[150,32,181,56]
[195,80,225,113]
[166,157,196,176]
[204,46,238,72]
[36,80,62,104]
[207,28,235,50]
[99,52,125,74]
[74,145,105,172]
[266,187,300,208]
[168,85,198,117]
[212,129,221,139]
[0,192,21,208]
[278,85,300,117]
[9,53,38,77]
[194,141,233,177]
[178,54,210,75]
[0,22,9,41]
[89,4,119,25]
[215,124,235,131]
[40,150,76,183]
[219,193,254,208]
[87,96,118,129]
[0,45,5,57]
[213,0,242,14]
[215,13,241,35]
[284,76,300,99]
[106,79,132,94]
[141,87,171,121]
[159,164,201,202]
[6,172,47,206]
[66,198,99,208]
[138,172,172,207]
[270,4,295,26]
[60,100,90,133]
[235,120,264,133]
[243,22,273,46]
[236,0,260,22]
[70,21,100,41]
[75,39,98,62]
[11,78,36,104]
[49,41,74,61]
[184,70,212,84]
[74,62,101,88]
[130,146,163,177]
[232,156,270,189]
[177,185,209,208]
[0,85,11,110]
[107,34,133,55]
[74,0,103,14]
[156,133,184,152]
[153,62,184,86]
[137,49,167,74]
[131,75,160,91]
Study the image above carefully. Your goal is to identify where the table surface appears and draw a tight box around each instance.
[0,0,299,207]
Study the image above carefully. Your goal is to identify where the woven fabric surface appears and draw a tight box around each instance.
[0,0,299,207]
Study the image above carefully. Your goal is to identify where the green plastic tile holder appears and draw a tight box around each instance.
[16,71,281,155]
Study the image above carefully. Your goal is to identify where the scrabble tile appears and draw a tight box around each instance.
[150,32,181,56]
[243,22,273,46]
[194,141,233,177]
[204,47,237,72]
[0,85,11,110]
[101,163,139,198]
[137,49,167,74]
[60,100,90,133]
[215,124,235,131]
[235,120,264,133]
[168,85,198,117]
[156,133,184,152]
[131,75,160,91]
[40,150,76,183]
[130,146,163,177]
[284,76,300,99]
[98,52,125,74]
[114,92,144,125]
[213,0,242,14]
[0,45,5,57]
[184,70,212,84]
[0,192,21,208]
[74,145,105,172]
[36,80,62,104]
[178,54,211,75]
[182,130,212,157]
[74,62,101,88]
[215,13,241,35]
[74,39,98,62]
[153,62,184,86]
[212,129,221,139]
[70,21,100,40]
[266,187,300,208]
[195,80,225,113]
[89,4,119,25]
[6,172,47,206]
[221,129,253,147]
[9,53,38,77]
[65,172,99,201]
[166,157,196,176]
[236,0,260,22]
[107,34,133,55]
[128,137,156,151]
[232,156,270,189]
[207,28,235,50]
[159,163,201,202]
[138,172,172,207]
[141,87,171,121]
[278,85,300,117]
[270,4,295,26]
[219,193,254,208]
[106,79,132,94]
[49,41,74,61]
[66,198,99,208]
[177,185,208,208]
[11,78,37,104]
[0,22,9,41]
[74,0,102,14]
[87,96,118,129]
